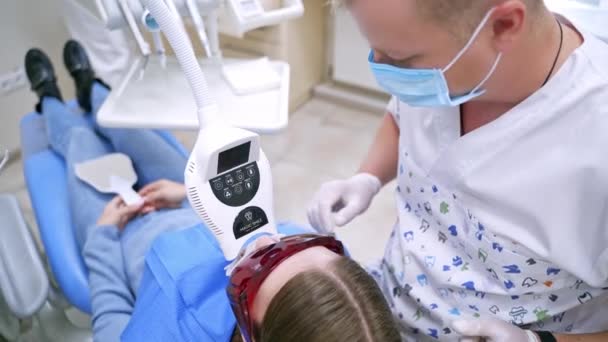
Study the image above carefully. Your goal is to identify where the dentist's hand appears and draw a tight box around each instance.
[307,173,382,234]
[452,319,540,342]
[139,179,186,213]
[97,196,144,231]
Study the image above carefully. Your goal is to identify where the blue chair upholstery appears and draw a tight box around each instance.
[20,102,188,314]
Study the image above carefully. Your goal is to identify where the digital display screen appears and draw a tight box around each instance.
[218,142,251,174]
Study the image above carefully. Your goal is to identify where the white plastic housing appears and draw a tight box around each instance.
[185,123,277,260]
[219,0,304,37]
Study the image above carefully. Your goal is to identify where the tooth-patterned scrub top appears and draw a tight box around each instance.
[367,26,608,342]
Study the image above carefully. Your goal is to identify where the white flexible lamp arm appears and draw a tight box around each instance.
[142,0,219,127]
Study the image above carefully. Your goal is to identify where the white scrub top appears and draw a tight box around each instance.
[368,24,608,341]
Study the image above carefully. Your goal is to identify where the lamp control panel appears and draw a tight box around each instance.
[209,162,260,207]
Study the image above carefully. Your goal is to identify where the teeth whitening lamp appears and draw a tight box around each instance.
[143,0,277,260]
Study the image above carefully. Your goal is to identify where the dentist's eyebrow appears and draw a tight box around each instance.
[393,54,421,67]
[373,48,420,67]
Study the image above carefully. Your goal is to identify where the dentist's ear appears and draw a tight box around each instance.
[489,0,528,53]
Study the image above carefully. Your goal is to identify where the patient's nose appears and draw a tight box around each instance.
[255,236,277,249]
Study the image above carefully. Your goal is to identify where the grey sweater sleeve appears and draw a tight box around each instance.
[83,225,135,342]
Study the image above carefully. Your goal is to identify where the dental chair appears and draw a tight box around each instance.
[0,101,180,342]
[0,101,186,341]
[19,100,188,316]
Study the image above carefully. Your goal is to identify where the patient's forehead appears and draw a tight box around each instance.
[251,246,340,322]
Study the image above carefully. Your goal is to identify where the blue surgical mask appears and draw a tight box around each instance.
[369,9,503,107]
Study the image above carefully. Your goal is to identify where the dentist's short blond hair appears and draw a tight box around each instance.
[332,0,541,36]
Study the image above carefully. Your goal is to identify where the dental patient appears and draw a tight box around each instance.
[25,41,400,342]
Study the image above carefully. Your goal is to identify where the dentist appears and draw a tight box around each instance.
[309,0,608,341]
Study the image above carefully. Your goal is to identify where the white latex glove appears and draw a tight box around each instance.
[452,319,540,342]
[307,173,382,234]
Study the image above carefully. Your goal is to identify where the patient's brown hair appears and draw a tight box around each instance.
[231,257,400,342]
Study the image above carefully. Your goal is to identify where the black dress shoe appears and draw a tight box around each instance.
[63,40,109,113]
[25,48,63,113]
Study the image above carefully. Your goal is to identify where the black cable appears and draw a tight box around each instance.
[542,18,564,87]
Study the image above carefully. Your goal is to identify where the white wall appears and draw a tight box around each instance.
[0,0,74,151]
[331,8,380,92]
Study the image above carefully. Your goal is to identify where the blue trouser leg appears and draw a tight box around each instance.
[42,97,114,249]
[42,97,91,157]
[90,82,187,187]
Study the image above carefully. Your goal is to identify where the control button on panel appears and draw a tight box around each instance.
[247,168,255,177]
[245,181,253,191]
[234,185,243,194]
[236,171,245,181]
[224,190,233,199]
[225,175,235,186]
[213,180,224,190]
